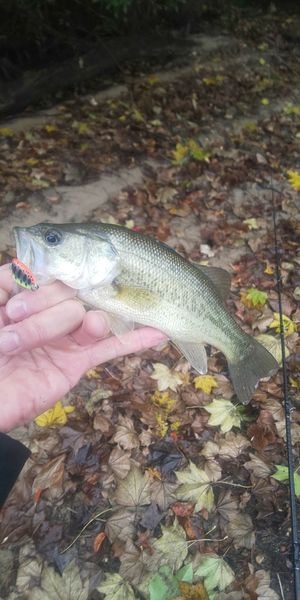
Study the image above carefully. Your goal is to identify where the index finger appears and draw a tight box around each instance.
[0,264,15,304]
[6,281,77,321]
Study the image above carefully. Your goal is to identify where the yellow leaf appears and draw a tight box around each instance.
[0,127,14,137]
[44,124,57,134]
[26,158,39,166]
[151,390,176,412]
[269,313,297,336]
[283,104,300,116]
[193,375,218,395]
[35,401,74,427]
[264,263,274,275]
[77,122,90,134]
[287,169,300,190]
[132,109,144,123]
[243,217,259,230]
[156,413,169,437]
[172,142,189,164]
[256,333,289,365]
[85,368,100,379]
[261,98,269,105]
[258,43,269,51]
[147,74,159,85]
[187,139,210,162]
[259,58,266,65]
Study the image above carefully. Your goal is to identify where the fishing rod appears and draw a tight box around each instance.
[271,186,300,599]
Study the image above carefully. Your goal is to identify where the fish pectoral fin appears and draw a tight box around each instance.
[194,264,231,301]
[173,340,208,374]
[108,313,135,338]
[115,285,159,309]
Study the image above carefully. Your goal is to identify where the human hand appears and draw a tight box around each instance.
[0,264,166,432]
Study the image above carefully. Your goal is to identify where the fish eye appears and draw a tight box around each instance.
[44,229,62,246]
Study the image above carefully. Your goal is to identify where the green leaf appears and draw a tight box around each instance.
[97,573,136,600]
[242,288,268,308]
[175,461,215,512]
[153,518,188,571]
[195,554,235,591]
[149,564,193,600]
[205,399,244,433]
[271,465,300,496]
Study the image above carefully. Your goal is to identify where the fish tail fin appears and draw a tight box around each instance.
[228,337,278,405]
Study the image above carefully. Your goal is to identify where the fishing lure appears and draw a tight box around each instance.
[11,258,39,291]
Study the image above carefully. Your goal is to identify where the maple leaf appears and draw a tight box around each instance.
[171,142,189,164]
[152,518,188,571]
[149,564,194,600]
[243,218,259,230]
[108,448,131,479]
[112,415,140,450]
[241,288,268,308]
[0,127,14,137]
[269,313,297,336]
[271,465,300,496]
[151,363,184,391]
[179,580,209,599]
[187,139,211,162]
[34,401,74,427]
[175,461,215,512]
[287,169,300,190]
[114,465,151,507]
[205,399,245,433]
[244,453,271,479]
[194,375,218,394]
[97,573,136,600]
[195,553,235,591]
[119,540,150,586]
[218,432,250,459]
[105,509,136,543]
[227,512,255,549]
[29,560,89,600]
[256,333,289,364]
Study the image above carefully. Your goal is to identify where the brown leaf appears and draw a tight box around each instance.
[93,531,106,553]
[112,415,139,450]
[108,448,131,479]
[244,453,272,479]
[218,432,250,459]
[178,581,209,600]
[171,501,195,517]
[32,454,66,500]
[227,512,255,549]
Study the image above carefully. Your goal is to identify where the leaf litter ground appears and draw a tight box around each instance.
[0,8,300,600]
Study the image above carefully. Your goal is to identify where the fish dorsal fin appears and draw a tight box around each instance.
[173,340,207,374]
[195,264,231,301]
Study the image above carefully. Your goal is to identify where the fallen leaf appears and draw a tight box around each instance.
[244,453,272,478]
[97,573,136,600]
[287,169,300,190]
[179,580,209,599]
[93,531,106,553]
[218,432,250,458]
[256,333,289,364]
[271,465,300,496]
[243,218,259,230]
[34,400,74,427]
[32,454,66,500]
[269,313,297,336]
[29,560,89,600]
[241,288,268,308]
[105,509,136,543]
[151,363,185,391]
[114,465,151,507]
[108,448,131,479]
[149,564,193,600]
[112,415,140,450]
[152,518,188,571]
[119,539,150,585]
[193,375,218,394]
[175,461,215,512]
[205,399,245,433]
[172,143,189,164]
[227,512,255,549]
[195,553,235,591]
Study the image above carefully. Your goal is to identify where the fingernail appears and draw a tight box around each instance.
[0,331,20,351]
[6,300,27,320]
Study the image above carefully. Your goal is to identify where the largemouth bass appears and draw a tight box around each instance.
[13,222,278,404]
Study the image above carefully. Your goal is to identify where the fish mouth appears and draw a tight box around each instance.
[14,227,33,267]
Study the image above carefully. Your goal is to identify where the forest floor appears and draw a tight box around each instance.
[0,8,299,600]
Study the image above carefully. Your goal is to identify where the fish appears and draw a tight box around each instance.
[13,222,278,404]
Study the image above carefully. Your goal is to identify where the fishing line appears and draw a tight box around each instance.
[271,187,300,598]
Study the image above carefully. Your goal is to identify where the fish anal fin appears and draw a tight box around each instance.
[173,340,207,374]
[195,264,231,301]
